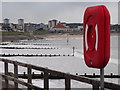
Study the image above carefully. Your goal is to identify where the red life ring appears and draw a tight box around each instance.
[83,5,110,68]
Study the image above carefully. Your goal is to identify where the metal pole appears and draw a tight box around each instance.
[100,68,104,90]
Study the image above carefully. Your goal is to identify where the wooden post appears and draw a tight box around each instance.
[44,70,49,90]
[92,85,99,90]
[14,61,18,88]
[27,64,32,90]
[73,47,75,56]
[92,81,99,90]
[65,73,71,90]
[4,62,8,88]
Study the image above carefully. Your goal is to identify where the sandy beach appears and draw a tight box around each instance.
[1,32,119,42]
[0,32,119,88]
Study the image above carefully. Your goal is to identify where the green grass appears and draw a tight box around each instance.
[33,30,49,35]
[0,30,50,35]
[0,31,26,34]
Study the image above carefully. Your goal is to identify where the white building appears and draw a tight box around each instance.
[4,18,9,25]
[0,23,2,31]
[17,19,24,32]
[77,26,83,31]
[18,19,24,25]
[48,19,58,29]
[52,23,74,32]
[52,23,66,32]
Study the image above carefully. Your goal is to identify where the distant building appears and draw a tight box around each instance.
[4,18,9,25]
[52,23,67,32]
[0,23,3,31]
[66,23,83,32]
[2,18,10,31]
[10,23,16,31]
[17,19,24,32]
[18,19,24,26]
[111,24,120,32]
[49,21,83,32]
[24,23,36,32]
[61,22,66,27]
[48,19,58,29]
[36,23,48,30]
[77,25,83,31]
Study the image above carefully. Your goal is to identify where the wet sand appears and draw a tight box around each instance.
[1,32,119,42]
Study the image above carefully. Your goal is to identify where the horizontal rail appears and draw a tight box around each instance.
[10,73,65,79]
[69,74,120,89]
[16,73,120,79]
[2,74,44,90]
[0,58,120,89]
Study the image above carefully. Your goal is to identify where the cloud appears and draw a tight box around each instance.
[1,2,118,24]
[2,0,120,2]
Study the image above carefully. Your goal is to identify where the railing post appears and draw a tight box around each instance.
[92,84,99,90]
[4,62,8,88]
[65,73,71,90]
[44,70,49,90]
[14,61,18,88]
[27,64,32,90]
[92,81,99,90]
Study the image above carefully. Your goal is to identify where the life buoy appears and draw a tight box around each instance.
[83,5,110,68]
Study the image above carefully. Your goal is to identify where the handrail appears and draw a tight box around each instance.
[2,74,44,90]
[0,58,120,90]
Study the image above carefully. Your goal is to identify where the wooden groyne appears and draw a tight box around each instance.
[6,71,120,79]
[0,43,53,45]
[1,54,73,57]
[10,73,120,79]
[0,47,58,49]
[0,58,120,90]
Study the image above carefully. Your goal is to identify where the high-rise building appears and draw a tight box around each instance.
[2,18,10,31]
[18,19,24,26]
[4,18,9,25]
[48,19,58,29]
[48,21,52,29]
[17,19,24,32]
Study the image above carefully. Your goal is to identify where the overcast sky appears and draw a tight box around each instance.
[1,2,119,24]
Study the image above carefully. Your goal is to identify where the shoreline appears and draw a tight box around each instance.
[0,32,119,42]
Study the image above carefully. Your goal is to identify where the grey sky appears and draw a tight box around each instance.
[118,2,120,25]
[1,0,120,2]
[2,2,118,24]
